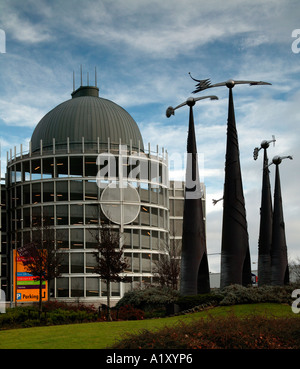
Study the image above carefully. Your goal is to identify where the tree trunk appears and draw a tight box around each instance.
[107,280,112,321]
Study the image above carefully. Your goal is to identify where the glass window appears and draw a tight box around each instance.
[43,205,54,226]
[71,278,84,297]
[140,206,149,226]
[86,253,96,273]
[32,206,41,226]
[133,254,140,273]
[70,156,83,177]
[16,162,22,183]
[43,158,54,179]
[70,204,83,225]
[57,277,69,297]
[32,159,41,180]
[85,180,98,201]
[175,199,184,217]
[86,278,99,296]
[132,229,139,249]
[23,207,30,228]
[140,182,149,202]
[70,180,83,201]
[23,184,31,204]
[56,205,68,225]
[123,229,131,248]
[71,228,84,249]
[56,229,69,249]
[142,253,151,273]
[32,183,41,204]
[151,186,158,204]
[151,207,158,227]
[56,181,68,201]
[56,157,68,177]
[152,230,159,250]
[141,230,150,249]
[111,282,120,297]
[85,156,98,177]
[71,253,84,273]
[43,182,54,202]
[58,254,69,273]
[16,186,21,206]
[85,204,99,225]
[22,161,30,181]
[85,229,99,249]
[124,253,132,273]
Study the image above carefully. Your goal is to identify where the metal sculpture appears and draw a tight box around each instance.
[253,136,276,286]
[166,95,218,295]
[190,75,271,288]
[269,155,292,285]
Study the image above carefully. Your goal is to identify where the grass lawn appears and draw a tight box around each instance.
[0,303,297,349]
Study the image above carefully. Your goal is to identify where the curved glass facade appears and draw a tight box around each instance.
[6,140,169,303]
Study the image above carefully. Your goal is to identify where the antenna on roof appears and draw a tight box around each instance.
[80,64,83,86]
[87,72,89,86]
[73,71,75,91]
[95,66,97,87]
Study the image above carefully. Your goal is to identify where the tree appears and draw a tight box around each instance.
[92,226,129,321]
[19,217,62,317]
[153,232,181,290]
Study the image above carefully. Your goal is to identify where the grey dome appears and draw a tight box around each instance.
[31,86,144,152]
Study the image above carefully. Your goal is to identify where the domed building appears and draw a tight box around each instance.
[3,82,180,306]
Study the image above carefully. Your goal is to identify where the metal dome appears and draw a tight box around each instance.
[31,85,144,152]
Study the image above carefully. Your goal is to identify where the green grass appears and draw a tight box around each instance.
[0,303,297,349]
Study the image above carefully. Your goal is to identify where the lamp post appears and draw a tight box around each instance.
[269,155,293,285]
[166,95,218,295]
[189,75,271,288]
[253,136,276,286]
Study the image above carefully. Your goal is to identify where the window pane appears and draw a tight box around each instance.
[56,229,69,249]
[71,228,84,249]
[56,157,68,177]
[71,253,84,273]
[32,183,41,204]
[86,278,99,296]
[56,205,68,225]
[86,253,96,273]
[86,229,98,249]
[71,277,84,297]
[32,159,41,180]
[43,182,54,202]
[70,180,83,201]
[70,156,83,177]
[57,277,69,297]
[85,204,99,225]
[85,180,98,201]
[70,204,83,225]
[141,230,150,249]
[43,158,54,179]
[85,157,98,177]
[56,181,68,201]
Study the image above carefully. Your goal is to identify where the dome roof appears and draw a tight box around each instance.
[31,86,144,152]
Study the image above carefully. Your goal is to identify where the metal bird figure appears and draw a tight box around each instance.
[253,135,276,161]
[166,95,218,118]
[189,73,271,93]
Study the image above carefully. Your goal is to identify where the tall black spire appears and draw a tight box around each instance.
[220,88,251,288]
[270,155,292,285]
[254,138,275,286]
[166,95,218,295]
[180,99,210,295]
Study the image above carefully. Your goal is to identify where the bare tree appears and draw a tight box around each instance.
[19,217,62,317]
[92,226,128,321]
[153,232,181,290]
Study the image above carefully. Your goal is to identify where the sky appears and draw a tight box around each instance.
[0,0,299,273]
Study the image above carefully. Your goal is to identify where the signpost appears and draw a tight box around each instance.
[13,250,48,302]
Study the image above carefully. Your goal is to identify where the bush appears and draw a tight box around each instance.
[117,305,144,320]
[218,284,300,306]
[112,314,300,349]
[116,286,180,312]
[176,292,223,311]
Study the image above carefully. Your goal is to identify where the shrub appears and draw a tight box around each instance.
[117,305,144,320]
[176,292,223,311]
[116,286,180,312]
[112,314,300,349]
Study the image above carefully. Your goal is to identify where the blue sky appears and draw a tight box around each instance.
[0,0,299,272]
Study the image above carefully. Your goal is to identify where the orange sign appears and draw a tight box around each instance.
[13,250,48,302]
